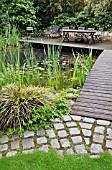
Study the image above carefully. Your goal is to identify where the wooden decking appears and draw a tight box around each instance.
[20,37,112,50]
[72,50,112,121]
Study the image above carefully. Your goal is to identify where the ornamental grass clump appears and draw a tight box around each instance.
[0,84,56,131]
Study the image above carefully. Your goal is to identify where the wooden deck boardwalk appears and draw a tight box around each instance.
[72,50,112,121]
[20,37,112,51]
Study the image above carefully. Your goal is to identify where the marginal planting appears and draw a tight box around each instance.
[0,45,94,90]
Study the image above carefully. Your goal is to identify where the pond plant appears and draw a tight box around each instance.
[0,45,93,90]
[0,24,19,51]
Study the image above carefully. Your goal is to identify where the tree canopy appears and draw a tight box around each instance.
[0,0,112,34]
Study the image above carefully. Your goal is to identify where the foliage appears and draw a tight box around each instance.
[50,0,112,30]
[33,0,63,29]
[62,88,81,101]
[25,104,56,130]
[0,84,57,130]
[0,42,93,132]
[83,0,112,30]
[36,0,84,23]
[51,9,112,30]
[55,98,70,115]
[62,0,84,16]
[24,98,70,131]
[73,11,93,29]
[0,47,39,88]
[94,11,112,30]
[50,13,76,28]
[1,151,112,170]
[0,0,112,34]
[1,0,112,33]
[84,0,112,17]
[0,0,37,34]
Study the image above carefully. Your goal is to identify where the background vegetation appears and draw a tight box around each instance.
[0,0,112,36]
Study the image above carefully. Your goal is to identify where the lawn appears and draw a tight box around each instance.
[0,150,112,170]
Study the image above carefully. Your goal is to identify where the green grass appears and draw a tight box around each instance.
[0,150,112,170]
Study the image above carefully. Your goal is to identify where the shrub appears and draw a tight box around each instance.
[0,84,71,131]
[0,84,56,130]
[50,13,76,28]
[0,0,37,34]
[94,11,112,30]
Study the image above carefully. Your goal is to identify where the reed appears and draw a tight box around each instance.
[0,43,94,90]
[71,50,93,88]
[44,45,64,89]
[0,24,19,51]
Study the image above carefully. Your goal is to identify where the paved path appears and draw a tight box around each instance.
[72,50,112,121]
[0,115,112,158]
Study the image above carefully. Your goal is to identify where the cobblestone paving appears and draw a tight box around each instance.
[0,115,112,158]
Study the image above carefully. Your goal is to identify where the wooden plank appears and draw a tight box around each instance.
[80,91,112,98]
[73,106,111,115]
[83,82,112,89]
[86,78,112,83]
[73,102,112,111]
[77,95,112,102]
[76,98,112,106]
[85,80,112,86]
[71,110,112,121]
[82,89,112,95]
[72,50,112,121]
[83,85,112,91]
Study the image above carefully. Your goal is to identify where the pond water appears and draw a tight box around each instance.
[1,47,76,65]
[0,46,99,90]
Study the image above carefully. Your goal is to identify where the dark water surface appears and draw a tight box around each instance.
[1,46,100,66]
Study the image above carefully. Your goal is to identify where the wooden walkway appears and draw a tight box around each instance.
[72,50,112,121]
[20,37,112,50]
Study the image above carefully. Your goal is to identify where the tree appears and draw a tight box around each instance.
[0,0,37,33]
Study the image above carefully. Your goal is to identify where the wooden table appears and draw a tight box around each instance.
[61,29,98,44]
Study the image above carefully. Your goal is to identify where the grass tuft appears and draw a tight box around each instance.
[0,84,56,130]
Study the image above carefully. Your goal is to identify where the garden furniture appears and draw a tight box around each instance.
[61,28,98,44]
[26,27,34,39]
[45,25,60,38]
[94,28,103,42]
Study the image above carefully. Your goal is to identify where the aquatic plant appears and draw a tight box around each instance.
[71,50,93,87]
[0,45,94,90]
[0,24,19,51]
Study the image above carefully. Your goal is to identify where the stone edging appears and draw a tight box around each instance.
[0,115,112,158]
